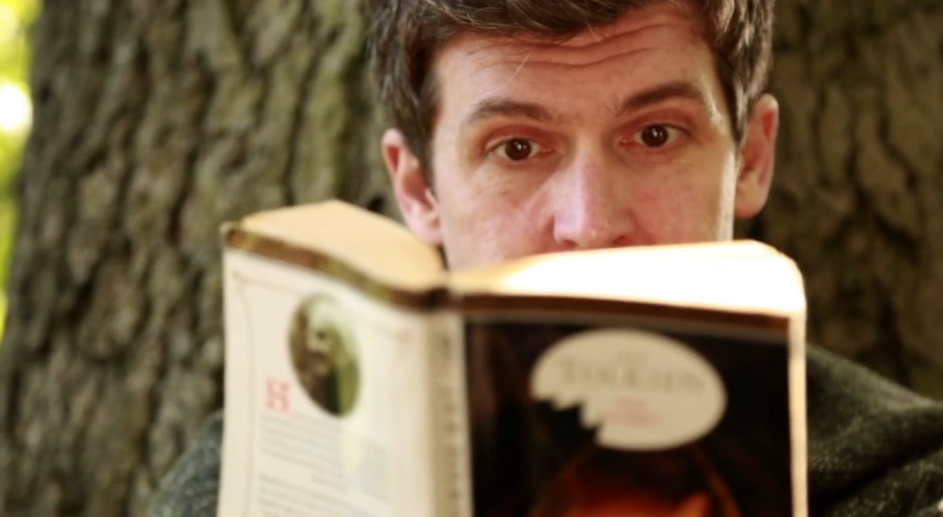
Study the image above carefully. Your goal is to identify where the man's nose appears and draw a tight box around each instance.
[551,152,637,250]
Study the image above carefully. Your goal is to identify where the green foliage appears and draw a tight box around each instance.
[0,0,39,338]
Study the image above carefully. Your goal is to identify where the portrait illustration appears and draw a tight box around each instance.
[288,295,361,417]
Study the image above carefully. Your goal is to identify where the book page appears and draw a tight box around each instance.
[219,249,447,517]
[449,240,805,317]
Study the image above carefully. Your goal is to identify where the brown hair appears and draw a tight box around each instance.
[368,0,774,171]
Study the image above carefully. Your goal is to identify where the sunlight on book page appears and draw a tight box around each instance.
[454,241,806,316]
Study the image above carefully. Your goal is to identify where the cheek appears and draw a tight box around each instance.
[645,144,740,241]
[634,176,730,242]
[438,182,553,267]
[438,154,540,229]
[433,178,506,262]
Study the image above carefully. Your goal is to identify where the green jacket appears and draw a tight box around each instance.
[147,346,943,517]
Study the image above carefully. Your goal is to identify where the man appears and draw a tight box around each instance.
[148,0,943,516]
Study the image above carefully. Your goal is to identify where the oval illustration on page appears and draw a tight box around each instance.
[531,328,727,450]
[288,294,361,417]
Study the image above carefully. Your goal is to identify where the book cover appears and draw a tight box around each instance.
[463,311,792,517]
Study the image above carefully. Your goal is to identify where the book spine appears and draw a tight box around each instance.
[433,312,473,517]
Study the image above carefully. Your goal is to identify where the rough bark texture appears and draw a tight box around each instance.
[0,0,392,516]
[1,0,942,516]
[741,0,943,399]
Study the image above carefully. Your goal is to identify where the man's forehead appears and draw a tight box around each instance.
[437,0,705,64]
[426,0,729,139]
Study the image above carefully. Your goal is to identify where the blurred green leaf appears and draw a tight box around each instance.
[0,0,39,25]
[0,197,14,332]
[0,0,37,342]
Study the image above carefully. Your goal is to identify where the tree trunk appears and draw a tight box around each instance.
[0,0,392,515]
[742,0,943,399]
[2,0,943,516]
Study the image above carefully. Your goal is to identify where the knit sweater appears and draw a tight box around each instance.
[147,346,943,517]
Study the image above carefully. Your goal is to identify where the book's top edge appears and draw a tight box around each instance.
[220,221,237,237]
[457,293,792,333]
[225,226,795,334]
[449,241,806,319]
[225,226,450,309]
[228,202,446,293]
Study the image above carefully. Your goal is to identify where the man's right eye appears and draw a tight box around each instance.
[495,138,541,161]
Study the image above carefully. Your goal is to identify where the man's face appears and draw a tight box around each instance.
[384,1,778,270]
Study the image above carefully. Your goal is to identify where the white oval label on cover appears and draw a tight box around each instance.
[531,329,727,450]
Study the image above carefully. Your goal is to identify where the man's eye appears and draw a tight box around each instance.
[495,139,541,161]
[634,125,682,148]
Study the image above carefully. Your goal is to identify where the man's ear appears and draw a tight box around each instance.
[382,128,443,245]
[734,94,779,218]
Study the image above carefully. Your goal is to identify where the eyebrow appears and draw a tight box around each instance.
[464,98,559,126]
[614,81,710,117]
[462,80,709,127]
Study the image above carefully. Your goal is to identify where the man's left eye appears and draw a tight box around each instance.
[633,125,682,148]
[495,138,542,161]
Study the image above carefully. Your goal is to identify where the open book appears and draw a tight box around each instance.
[218,200,808,517]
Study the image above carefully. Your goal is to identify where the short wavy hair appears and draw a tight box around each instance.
[369,0,774,170]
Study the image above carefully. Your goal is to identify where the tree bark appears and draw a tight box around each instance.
[742,0,943,399]
[1,0,943,516]
[0,0,392,515]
